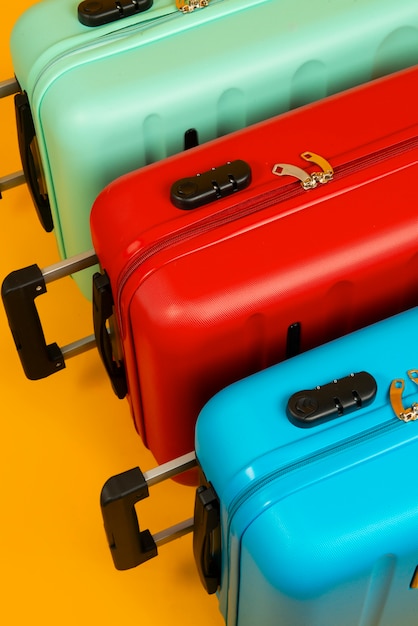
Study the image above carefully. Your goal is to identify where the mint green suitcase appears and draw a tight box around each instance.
[4,0,418,298]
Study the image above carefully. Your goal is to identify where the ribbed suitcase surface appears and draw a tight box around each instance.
[9,0,418,297]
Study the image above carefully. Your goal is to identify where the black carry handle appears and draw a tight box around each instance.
[92,271,127,399]
[14,92,53,231]
[1,251,97,380]
[100,452,197,570]
[193,482,221,594]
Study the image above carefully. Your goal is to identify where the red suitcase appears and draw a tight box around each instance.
[86,66,418,484]
[4,67,418,485]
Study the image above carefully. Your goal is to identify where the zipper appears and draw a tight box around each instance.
[222,413,416,625]
[32,8,181,95]
[221,364,418,619]
[116,179,304,314]
[225,416,404,526]
[273,150,334,189]
[116,132,418,315]
[31,0,225,97]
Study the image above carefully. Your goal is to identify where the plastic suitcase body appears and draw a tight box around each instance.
[5,0,418,298]
[194,307,418,626]
[86,65,418,484]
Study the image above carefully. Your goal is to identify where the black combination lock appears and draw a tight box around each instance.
[170,160,252,210]
[287,371,377,427]
[78,0,153,27]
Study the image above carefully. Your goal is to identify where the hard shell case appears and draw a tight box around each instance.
[194,306,418,626]
[89,66,418,484]
[8,0,418,297]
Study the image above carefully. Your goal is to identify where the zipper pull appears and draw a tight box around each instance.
[272,152,334,190]
[272,163,315,190]
[389,369,418,422]
[176,0,210,11]
[300,151,334,185]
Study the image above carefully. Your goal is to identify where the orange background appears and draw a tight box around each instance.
[0,2,224,624]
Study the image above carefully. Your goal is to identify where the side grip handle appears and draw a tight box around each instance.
[14,92,53,232]
[92,271,127,399]
[1,265,65,379]
[100,467,157,570]
[193,484,221,594]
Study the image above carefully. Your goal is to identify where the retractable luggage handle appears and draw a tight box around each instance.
[100,452,221,593]
[1,250,97,380]
[0,77,20,98]
[100,452,197,570]
[0,78,26,199]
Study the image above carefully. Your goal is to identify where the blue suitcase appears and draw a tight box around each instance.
[99,307,418,624]
[193,306,418,625]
